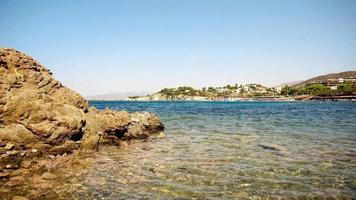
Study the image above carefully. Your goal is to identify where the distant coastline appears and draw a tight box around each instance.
[126,71,356,102]
[84,71,356,102]
[126,95,356,102]
[88,95,356,102]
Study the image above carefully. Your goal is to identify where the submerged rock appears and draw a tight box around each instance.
[0,171,10,179]
[12,196,29,200]
[41,172,57,180]
[258,144,281,151]
[81,107,164,151]
[0,141,5,147]
[0,48,164,173]
[4,143,14,150]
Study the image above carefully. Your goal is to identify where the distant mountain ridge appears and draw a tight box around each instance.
[295,71,356,87]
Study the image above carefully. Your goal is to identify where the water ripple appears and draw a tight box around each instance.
[55,101,356,199]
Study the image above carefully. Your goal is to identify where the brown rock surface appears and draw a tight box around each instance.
[0,48,164,165]
[0,48,87,146]
[0,124,37,143]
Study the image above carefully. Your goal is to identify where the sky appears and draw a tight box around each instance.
[1,0,356,96]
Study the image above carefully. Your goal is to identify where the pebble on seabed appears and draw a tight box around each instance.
[5,143,14,150]
[12,196,29,200]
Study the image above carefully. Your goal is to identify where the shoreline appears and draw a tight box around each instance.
[0,48,165,199]
[87,96,356,102]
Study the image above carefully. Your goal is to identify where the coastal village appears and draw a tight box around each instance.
[129,71,356,101]
[130,84,280,101]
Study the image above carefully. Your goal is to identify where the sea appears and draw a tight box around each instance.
[58,101,356,199]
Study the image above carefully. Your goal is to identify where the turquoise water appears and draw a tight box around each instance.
[61,101,356,199]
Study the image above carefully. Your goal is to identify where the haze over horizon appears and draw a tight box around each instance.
[1,0,356,96]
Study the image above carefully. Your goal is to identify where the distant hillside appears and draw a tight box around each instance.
[275,80,303,89]
[86,91,151,100]
[128,71,356,101]
[280,71,356,97]
[129,84,279,101]
[295,71,356,87]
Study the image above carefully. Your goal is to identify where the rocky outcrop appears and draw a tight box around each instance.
[81,107,164,150]
[0,48,164,168]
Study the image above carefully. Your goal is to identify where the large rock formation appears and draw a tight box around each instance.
[0,48,164,165]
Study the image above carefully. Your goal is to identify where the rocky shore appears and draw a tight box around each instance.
[0,48,164,199]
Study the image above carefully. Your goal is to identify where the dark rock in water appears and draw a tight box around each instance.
[48,145,73,155]
[4,143,14,150]
[0,171,10,179]
[0,141,5,147]
[0,48,164,174]
[0,147,6,154]
[149,167,156,173]
[258,144,280,151]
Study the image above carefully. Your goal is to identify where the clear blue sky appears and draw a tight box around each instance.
[1,0,356,96]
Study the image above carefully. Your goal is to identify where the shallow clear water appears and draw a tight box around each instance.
[59,101,356,199]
